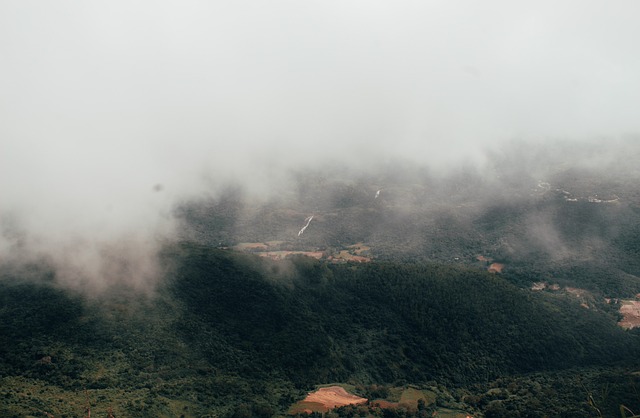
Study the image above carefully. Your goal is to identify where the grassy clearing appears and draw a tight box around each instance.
[399,387,437,407]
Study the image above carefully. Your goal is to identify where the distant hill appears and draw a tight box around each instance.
[176,145,640,298]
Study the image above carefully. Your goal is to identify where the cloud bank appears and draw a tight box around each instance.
[1,1,639,290]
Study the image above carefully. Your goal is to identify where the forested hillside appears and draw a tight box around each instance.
[2,244,640,417]
[3,144,640,417]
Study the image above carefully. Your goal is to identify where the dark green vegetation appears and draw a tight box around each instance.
[167,245,637,386]
[2,244,640,417]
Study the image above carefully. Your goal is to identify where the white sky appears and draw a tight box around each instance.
[1,1,640,269]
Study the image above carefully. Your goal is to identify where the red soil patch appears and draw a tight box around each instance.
[291,386,367,414]
[487,263,504,273]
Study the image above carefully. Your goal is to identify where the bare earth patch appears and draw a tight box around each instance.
[619,300,640,329]
[305,386,367,409]
[257,251,324,261]
[332,250,371,263]
[476,255,505,274]
[233,241,371,262]
[289,386,367,414]
[487,263,504,274]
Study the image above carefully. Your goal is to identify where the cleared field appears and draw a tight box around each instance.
[258,250,324,260]
[619,300,640,329]
[233,241,372,262]
[288,385,366,414]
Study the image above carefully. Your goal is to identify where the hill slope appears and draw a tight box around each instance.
[2,246,640,416]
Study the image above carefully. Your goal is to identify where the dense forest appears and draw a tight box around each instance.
[2,243,640,417]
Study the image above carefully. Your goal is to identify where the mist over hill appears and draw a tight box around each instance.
[3,137,639,297]
[3,2,640,416]
[176,139,640,294]
[2,140,640,416]
[3,2,640,295]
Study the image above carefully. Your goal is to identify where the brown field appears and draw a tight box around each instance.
[233,241,373,263]
[477,256,504,274]
[288,386,367,414]
[619,300,640,329]
[332,250,371,263]
[487,263,504,273]
[257,251,324,260]
[289,386,475,417]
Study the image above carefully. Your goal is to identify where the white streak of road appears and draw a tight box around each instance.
[298,215,314,236]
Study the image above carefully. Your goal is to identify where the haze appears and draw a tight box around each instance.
[2,1,639,290]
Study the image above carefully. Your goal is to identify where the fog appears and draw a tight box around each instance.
[2,1,640,291]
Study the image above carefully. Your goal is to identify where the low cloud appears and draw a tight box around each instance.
[2,2,640,292]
